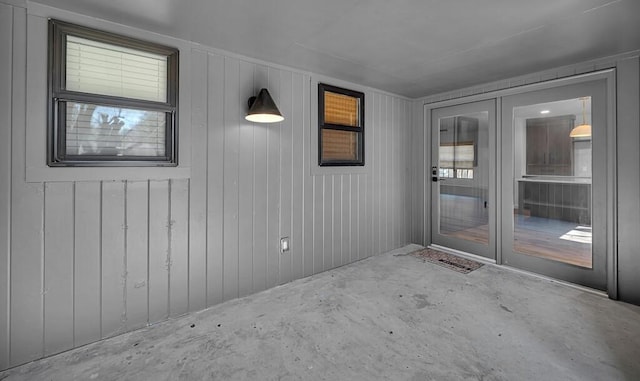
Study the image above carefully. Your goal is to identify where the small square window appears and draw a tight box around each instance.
[318,83,364,166]
[48,20,179,166]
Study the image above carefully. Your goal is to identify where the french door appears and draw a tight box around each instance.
[500,78,609,290]
[430,99,496,260]
[428,73,612,292]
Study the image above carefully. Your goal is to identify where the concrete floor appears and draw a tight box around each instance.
[2,244,640,380]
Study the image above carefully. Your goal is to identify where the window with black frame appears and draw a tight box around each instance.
[318,83,364,166]
[48,19,179,166]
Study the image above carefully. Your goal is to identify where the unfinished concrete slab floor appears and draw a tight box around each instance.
[3,244,640,380]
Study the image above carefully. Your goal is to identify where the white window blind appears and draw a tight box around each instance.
[66,35,168,103]
[439,143,474,169]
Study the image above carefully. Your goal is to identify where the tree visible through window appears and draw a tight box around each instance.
[48,20,179,166]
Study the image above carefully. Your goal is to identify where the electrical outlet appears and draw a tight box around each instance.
[280,237,290,253]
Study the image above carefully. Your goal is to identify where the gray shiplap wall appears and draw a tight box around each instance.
[410,51,640,305]
[0,3,413,370]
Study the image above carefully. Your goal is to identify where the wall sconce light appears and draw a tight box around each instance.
[245,88,284,123]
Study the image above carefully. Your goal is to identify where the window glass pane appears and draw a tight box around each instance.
[437,111,488,245]
[324,91,360,127]
[66,35,168,102]
[513,97,592,268]
[65,101,166,157]
[321,129,359,161]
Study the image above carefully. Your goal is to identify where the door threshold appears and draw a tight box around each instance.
[429,244,496,265]
[500,265,608,298]
[428,244,608,299]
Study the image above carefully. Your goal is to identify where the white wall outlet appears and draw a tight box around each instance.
[280,237,290,253]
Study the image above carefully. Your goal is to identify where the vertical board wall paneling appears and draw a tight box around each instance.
[378,94,385,253]
[43,183,74,356]
[388,95,395,249]
[323,176,334,271]
[411,100,425,245]
[291,73,305,280]
[397,100,403,245]
[124,181,149,329]
[342,175,351,265]
[148,180,170,324]
[206,52,225,307]
[252,64,269,293]
[0,3,12,369]
[390,97,397,249]
[3,16,414,367]
[395,100,402,247]
[402,100,409,245]
[340,175,349,265]
[237,60,255,297]
[266,67,281,289]
[385,95,392,252]
[404,100,412,246]
[74,182,101,346]
[358,173,367,261]
[375,94,383,255]
[362,91,374,260]
[332,176,341,268]
[302,76,314,278]
[188,49,208,312]
[9,5,44,367]
[349,175,358,261]
[169,179,190,317]
[278,69,293,285]
[222,57,240,301]
[101,181,126,338]
[313,176,323,273]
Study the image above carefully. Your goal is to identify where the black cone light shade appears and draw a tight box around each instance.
[245,88,284,123]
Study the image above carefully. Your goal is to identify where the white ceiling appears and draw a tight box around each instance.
[32,0,640,98]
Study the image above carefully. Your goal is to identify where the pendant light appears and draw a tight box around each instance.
[245,88,284,123]
[569,97,591,138]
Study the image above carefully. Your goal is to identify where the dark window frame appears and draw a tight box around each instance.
[318,83,365,166]
[48,19,179,167]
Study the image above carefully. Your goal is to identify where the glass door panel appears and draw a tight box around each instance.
[431,99,495,259]
[513,98,592,268]
[501,79,607,291]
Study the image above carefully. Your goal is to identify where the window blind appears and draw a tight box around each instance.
[66,35,168,103]
[324,91,360,127]
[439,143,475,169]
[321,129,358,161]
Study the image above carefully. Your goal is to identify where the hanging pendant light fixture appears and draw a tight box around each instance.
[569,97,591,138]
[245,88,284,123]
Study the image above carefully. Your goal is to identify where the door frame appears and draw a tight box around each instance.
[430,99,497,260]
[423,69,617,297]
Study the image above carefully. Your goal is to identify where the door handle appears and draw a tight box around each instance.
[432,177,447,182]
